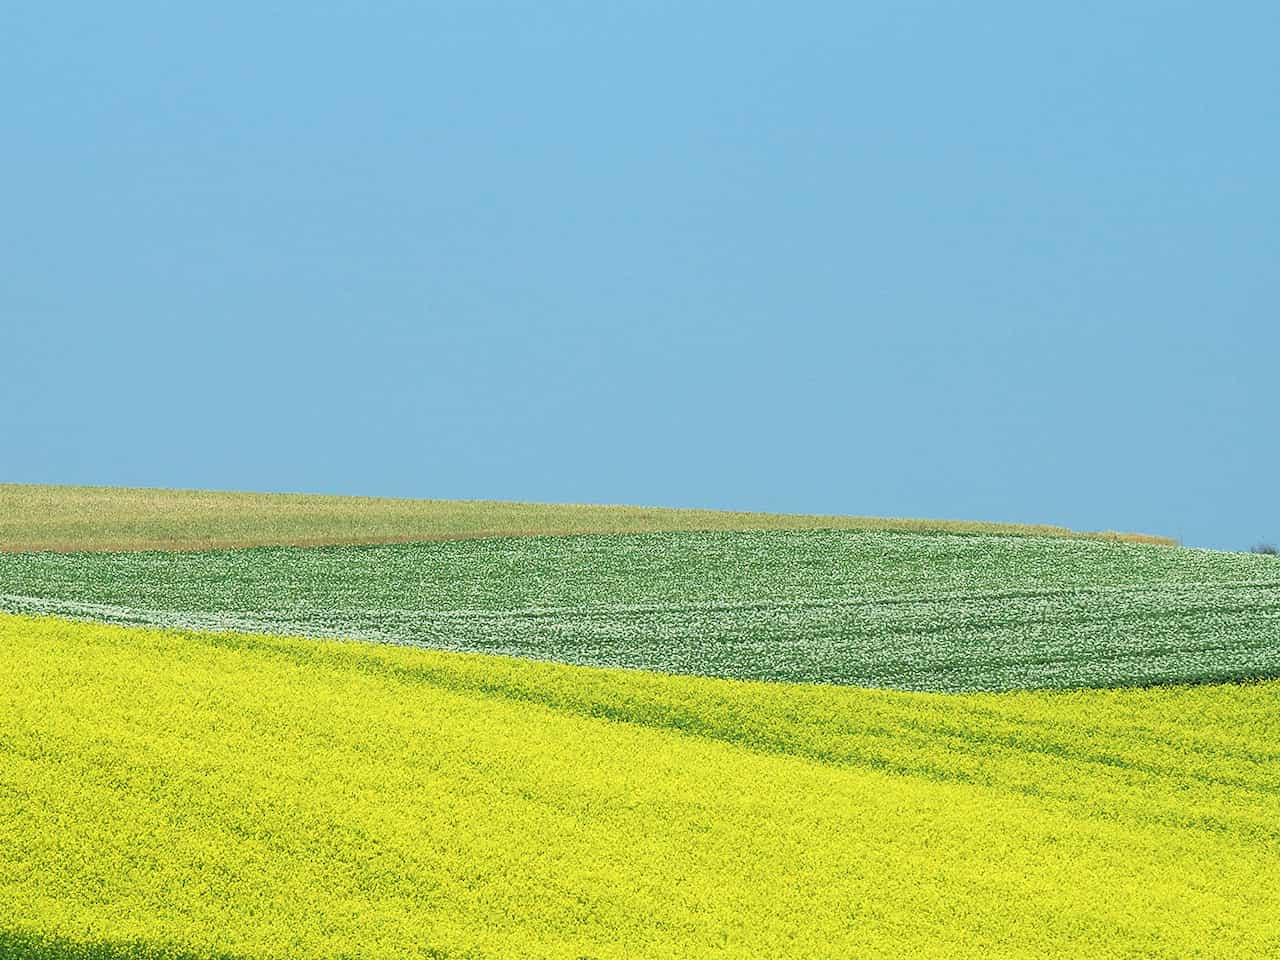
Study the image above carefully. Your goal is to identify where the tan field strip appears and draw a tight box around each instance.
[0,483,1175,552]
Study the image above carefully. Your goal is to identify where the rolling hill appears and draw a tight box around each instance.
[0,483,1276,958]
[3,614,1278,959]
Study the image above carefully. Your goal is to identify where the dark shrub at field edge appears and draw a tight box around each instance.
[1250,543,1279,555]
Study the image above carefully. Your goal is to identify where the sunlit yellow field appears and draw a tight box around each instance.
[3,612,1277,959]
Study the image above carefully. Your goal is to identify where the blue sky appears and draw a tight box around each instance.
[2,2,1276,549]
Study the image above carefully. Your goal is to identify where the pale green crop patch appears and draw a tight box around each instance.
[2,529,1276,691]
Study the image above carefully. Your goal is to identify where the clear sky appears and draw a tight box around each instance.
[3,2,1276,549]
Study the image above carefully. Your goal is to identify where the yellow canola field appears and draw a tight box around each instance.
[2,612,1278,959]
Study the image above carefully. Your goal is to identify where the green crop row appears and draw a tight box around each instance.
[2,529,1276,691]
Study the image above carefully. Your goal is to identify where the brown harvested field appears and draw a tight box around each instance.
[0,483,1177,553]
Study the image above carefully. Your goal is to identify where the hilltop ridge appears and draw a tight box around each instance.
[0,483,1175,552]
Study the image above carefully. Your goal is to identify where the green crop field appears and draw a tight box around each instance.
[3,614,1280,960]
[1,529,1276,690]
[1,483,1277,958]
